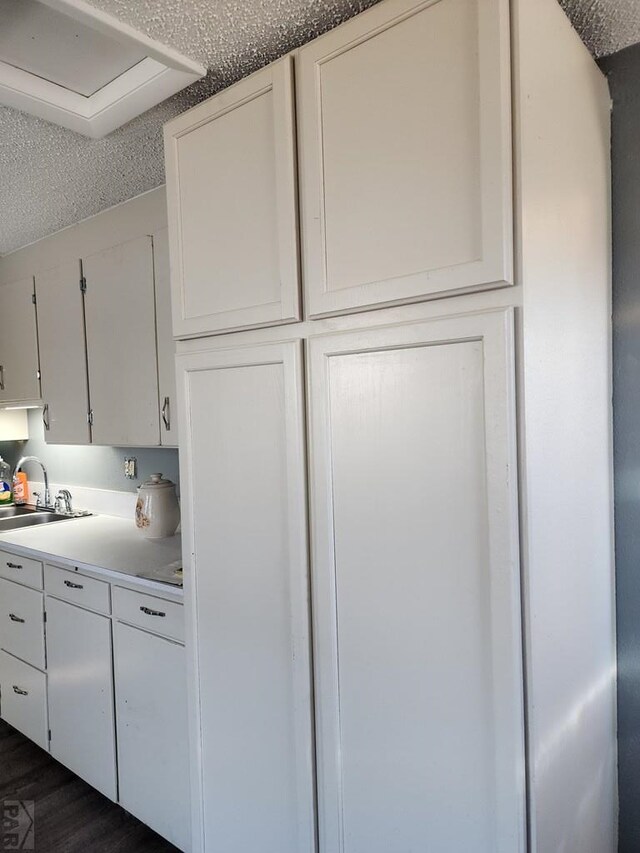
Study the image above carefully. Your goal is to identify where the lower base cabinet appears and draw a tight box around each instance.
[46,596,118,801]
[0,554,189,850]
[114,621,191,852]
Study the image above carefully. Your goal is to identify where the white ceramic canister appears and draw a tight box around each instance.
[135,473,180,539]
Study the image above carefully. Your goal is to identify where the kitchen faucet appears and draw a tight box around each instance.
[14,456,51,509]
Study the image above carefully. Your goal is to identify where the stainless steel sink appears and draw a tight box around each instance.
[0,506,40,518]
[0,504,87,532]
[0,512,76,531]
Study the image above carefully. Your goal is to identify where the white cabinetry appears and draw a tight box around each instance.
[297,0,512,316]
[83,235,160,447]
[172,0,614,849]
[5,189,175,447]
[307,311,524,852]
[0,555,48,751]
[0,578,46,670]
[165,56,300,337]
[35,261,91,444]
[46,595,117,801]
[153,228,178,446]
[114,620,190,851]
[0,276,40,403]
[0,650,48,750]
[177,340,315,852]
[0,546,189,845]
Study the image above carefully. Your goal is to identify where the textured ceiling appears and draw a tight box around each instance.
[560,0,640,58]
[0,0,638,256]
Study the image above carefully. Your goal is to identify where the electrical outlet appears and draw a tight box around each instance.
[124,457,137,479]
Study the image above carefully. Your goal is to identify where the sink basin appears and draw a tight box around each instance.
[0,505,39,518]
[0,512,77,532]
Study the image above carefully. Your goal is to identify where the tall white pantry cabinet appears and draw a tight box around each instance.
[166,0,616,851]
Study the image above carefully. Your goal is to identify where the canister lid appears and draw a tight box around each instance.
[140,473,175,489]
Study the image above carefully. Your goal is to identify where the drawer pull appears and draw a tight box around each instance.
[63,580,84,590]
[140,606,166,618]
[8,613,25,623]
[6,562,22,570]
[12,685,28,696]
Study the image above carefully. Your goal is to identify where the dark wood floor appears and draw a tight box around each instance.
[0,719,179,852]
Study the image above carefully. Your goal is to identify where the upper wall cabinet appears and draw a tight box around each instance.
[83,236,160,447]
[0,277,40,404]
[153,229,178,447]
[36,261,91,445]
[297,0,513,317]
[164,56,300,338]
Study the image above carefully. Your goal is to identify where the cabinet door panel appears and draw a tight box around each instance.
[298,0,512,316]
[0,651,48,750]
[165,56,300,337]
[177,340,315,853]
[35,261,91,444]
[83,235,160,446]
[307,311,525,852]
[153,228,178,446]
[46,596,117,800]
[0,276,40,403]
[114,622,190,851]
[0,578,45,670]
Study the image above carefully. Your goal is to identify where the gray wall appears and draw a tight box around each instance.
[601,43,640,853]
[0,409,179,494]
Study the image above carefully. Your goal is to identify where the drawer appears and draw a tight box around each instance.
[113,587,184,643]
[45,565,111,615]
[0,578,45,669]
[0,650,48,750]
[0,550,43,590]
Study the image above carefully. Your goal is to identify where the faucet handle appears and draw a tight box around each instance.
[32,491,41,509]
[56,489,73,514]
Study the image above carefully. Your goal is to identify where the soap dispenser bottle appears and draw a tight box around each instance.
[0,456,12,505]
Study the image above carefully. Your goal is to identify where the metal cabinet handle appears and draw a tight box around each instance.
[140,606,166,618]
[42,403,50,431]
[9,613,25,623]
[12,685,28,696]
[6,562,22,570]
[0,365,4,391]
[63,579,83,590]
[161,396,171,431]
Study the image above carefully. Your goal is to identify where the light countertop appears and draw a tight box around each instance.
[0,515,183,597]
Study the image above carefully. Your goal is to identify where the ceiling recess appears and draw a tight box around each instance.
[0,0,206,137]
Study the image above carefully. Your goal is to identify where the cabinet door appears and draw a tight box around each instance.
[177,340,315,853]
[35,261,91,444]
[0,276,40,403]
[0,651,48,751]
[298,0,513,317]
[0,578,45,670]
[153,228,178,446]
[46,596,117,800]
[114,622,190,851]
[165,56,300,337]
[307,310,525,853]
[83,235,160,446]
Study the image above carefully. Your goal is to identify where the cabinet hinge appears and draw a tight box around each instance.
[80,276,87,293]
[48,729,51,742]
[43,611,46,623]
[32,292,36,305]
[87,409,94,426]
